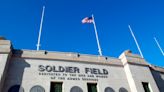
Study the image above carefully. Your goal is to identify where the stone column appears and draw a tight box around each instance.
[0,37,12,92]
[119,50,160,92]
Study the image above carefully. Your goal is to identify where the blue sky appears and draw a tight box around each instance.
[0,0,163,66]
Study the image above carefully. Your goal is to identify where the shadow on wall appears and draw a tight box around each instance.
[8,85,24,92]
[151,70,164,92]
[6,51,30,92]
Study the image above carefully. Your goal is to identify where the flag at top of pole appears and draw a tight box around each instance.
[82,14,103,56]
[82,17,93,23]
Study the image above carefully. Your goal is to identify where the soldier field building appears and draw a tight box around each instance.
[0,37,164,92]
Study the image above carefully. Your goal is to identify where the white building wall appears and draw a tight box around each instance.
[123,64,138,92]
[4,57,130,92]
[0,39,11,92]
[0,39,163,92]
[119,50,160,92]
[128,64,160,92]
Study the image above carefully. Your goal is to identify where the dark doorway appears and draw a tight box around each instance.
[142,82,151,92]
[50,82,62,92]
[87,83,97,92]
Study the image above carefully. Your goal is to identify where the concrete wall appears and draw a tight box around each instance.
[4,57,130,92]
[127,64,159,92]
[119,50,160,92]
[0,39,12,92]
[0,38,163,92]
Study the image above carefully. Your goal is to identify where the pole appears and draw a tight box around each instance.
[154,37,164,56]
[36,6,45,51]
[128,25,144,58]
[92,14,103,56]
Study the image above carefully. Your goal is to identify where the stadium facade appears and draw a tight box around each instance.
[0,37,164,92]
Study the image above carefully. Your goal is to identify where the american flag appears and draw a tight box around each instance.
[82,17,93,23]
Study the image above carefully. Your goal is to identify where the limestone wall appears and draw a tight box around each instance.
[4,57,130,92]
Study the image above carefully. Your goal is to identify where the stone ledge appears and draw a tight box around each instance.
[12,49,123,67]
[119,50,149,66]
[0,40,11,45]
[150,65,164,73]
[0,37,6,40]
[0,40,12,54]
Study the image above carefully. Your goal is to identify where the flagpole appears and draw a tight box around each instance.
[128,25,144,58]
[92,14,103,56]
[154,37,164,56]
[36,6,45,51]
